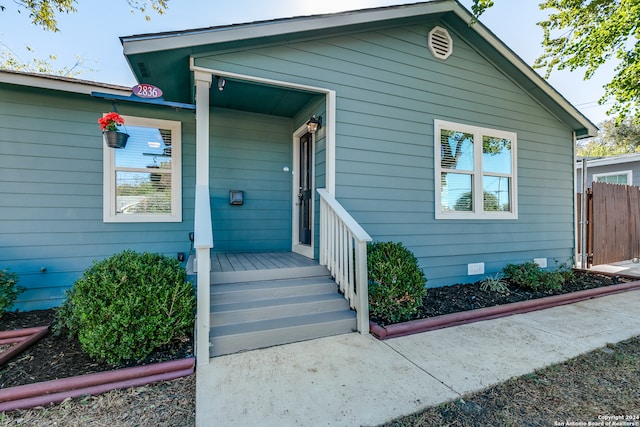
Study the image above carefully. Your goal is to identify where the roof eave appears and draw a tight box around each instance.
[121,0,597,138]
[0,69,131,97]
[120,1,453,55]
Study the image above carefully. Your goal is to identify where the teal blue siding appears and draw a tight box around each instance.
[0,83,196,310]
[195,20,577,286]
[210,108,292,252]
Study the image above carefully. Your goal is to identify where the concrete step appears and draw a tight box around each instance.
[209,310,357,357]
[211,292,351,327]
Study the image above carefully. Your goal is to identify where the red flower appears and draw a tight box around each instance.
[99,112,125,131]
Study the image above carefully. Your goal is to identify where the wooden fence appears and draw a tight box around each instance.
[577,181,640,267]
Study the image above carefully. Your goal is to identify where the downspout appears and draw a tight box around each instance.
[573,130,579,267]
[581,156,588,269]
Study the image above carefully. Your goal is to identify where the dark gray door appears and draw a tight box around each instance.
[298,132,312,245]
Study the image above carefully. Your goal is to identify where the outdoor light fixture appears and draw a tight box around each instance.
[217,76,226,91]
[306,115,322,134]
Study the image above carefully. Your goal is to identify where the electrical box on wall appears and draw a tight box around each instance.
[229,190,244,205]
[467,262,485,275]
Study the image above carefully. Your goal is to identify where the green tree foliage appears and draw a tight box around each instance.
[0,0,168,32]
[0,46,85,76]
[472,0,640,120]
[577,114,640,157]
[0,0,168,74]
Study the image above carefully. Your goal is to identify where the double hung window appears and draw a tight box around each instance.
[103,115,182,223]
[435,120,517,219]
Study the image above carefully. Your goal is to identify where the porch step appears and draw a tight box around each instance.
[210,265,329,284]
[209,272,356,357]
[211,275,339,304]
[211,292,351,327]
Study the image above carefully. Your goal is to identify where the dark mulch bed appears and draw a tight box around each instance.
[371,270,633,326]
[0,270,632,391]
[0,309,193,389]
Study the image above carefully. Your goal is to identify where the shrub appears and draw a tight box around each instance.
[554,258,576,283]
[0,269,25,317]
[56,250,195,364]
[367,241,427,324]
[502,261,563,291]
[479,273,510,294]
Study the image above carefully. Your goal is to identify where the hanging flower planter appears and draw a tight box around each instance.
[103,130,129,148]
[99,112,128,149]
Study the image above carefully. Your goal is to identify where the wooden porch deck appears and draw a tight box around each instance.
[211,252,318,273]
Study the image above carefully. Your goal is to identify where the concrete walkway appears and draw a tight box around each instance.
[196,289,640,426]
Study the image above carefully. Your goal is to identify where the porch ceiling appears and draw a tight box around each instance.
[212,79,320,117]
[124,50,318,117]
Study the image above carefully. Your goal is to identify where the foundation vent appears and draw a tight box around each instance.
[428,26,453,60]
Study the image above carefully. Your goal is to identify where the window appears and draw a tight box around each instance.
[593,171,631,185]
[103,115,181,222]
[434,120,517,219]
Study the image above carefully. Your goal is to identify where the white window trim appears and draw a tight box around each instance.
[434,119,518,220]
[593,170,632,185]
[103,115,182,223]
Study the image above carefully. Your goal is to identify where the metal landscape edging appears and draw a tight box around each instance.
[370,279,640,340]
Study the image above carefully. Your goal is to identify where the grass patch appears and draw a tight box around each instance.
[381,336,640,426]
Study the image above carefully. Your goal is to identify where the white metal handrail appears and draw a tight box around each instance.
[317,188,372,333]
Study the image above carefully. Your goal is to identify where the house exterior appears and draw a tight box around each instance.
[576,154,640,192]
[2,0,596,359]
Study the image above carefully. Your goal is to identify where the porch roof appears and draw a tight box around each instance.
[120,0,597,137]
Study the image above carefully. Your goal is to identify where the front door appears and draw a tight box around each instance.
[299,132,312,245]
[292,130,314,258]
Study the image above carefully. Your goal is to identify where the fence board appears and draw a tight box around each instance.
[587,181,640,265]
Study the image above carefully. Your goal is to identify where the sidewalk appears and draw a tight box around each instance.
[196,289,640,426]
[589,259,640,277]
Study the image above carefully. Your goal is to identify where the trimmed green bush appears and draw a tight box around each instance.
[56,250,195,364]
[502,261,563,291]
[0,269,24,317]
[367,241,427,324]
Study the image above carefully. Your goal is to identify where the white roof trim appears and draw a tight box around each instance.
[121,0,597,137]
[576,153,640,169]
[121,2,453,55]
[0,70,131,97]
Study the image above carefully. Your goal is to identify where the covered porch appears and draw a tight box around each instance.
[188,65,371,363]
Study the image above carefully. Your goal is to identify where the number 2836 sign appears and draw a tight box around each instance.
[132,83,163,99]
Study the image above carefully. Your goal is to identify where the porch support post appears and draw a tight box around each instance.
[194,70,213,366]
[325,90,336,196]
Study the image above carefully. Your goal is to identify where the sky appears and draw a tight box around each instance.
[0,0,617,126]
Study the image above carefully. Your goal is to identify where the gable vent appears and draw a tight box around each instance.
[137,62,150,78]
[428,26,453,60]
